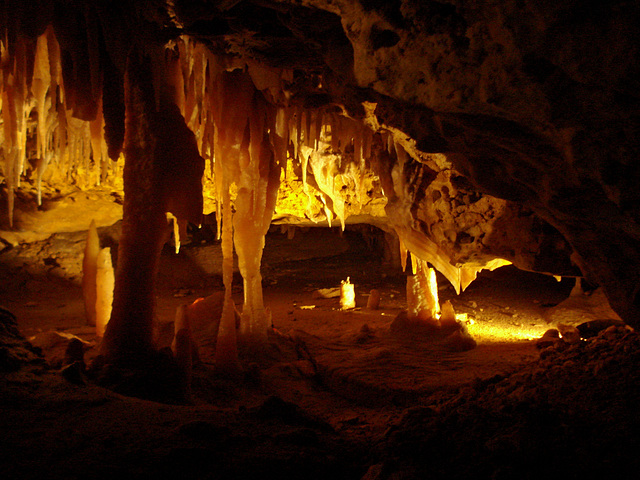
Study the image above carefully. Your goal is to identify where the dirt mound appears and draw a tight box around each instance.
[373,325,640,479]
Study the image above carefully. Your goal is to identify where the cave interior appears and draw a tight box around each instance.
[1,1,640,479]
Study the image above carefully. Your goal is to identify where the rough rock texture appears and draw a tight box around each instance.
[1,0,639,327]
[375,326,640,479]
[173,0,640,325]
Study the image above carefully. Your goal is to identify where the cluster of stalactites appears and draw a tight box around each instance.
[170,36,485,296]
[0,26,113,226]
[172,37,391,231]
[382,139,513,294]
[1,25,486,299]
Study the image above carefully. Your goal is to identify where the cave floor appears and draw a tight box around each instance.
[0,199,623,478]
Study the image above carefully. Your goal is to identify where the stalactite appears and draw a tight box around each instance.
[233,129,280,341]
[197,67,283,345]
[166,212,181,254]
[33,30,51,162]
[89,97,107,185]
[330,113,340,152]
[1,86,17,227]
[0,24,128,223]
[399,236,409,273]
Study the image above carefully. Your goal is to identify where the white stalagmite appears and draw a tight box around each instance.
[234,126,280,341]
[95,247,114,338]
[406,259,440,324]
[202,68,282,345]
[82,220,100,326]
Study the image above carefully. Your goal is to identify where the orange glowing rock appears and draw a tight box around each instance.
[439,300,459,332]
[95,247,114,338]
[82,220,100,327]
[186,292,224,339]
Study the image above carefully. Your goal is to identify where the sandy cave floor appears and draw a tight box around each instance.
[0,188,632,479]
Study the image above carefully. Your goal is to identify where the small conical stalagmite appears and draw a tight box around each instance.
[95,247,114,338]
[82,220,99,326]
[367,289,381,310]
[439,300,459,332]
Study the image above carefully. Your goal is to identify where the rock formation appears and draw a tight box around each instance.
[1,0,639,354]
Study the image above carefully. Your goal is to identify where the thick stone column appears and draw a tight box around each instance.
[101,52,204,366]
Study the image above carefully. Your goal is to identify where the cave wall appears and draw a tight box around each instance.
[227,0,640,323]
[2,0,639,326]
[333,0,640,324]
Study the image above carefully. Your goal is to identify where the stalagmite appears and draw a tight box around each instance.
[215,188,241,375]
[207,70,281,344]
[406,260,440,325]
[187,291,226,345]
[95,247,114,338]
[443,326,477,352]
[82,220,100,327]
[571,277,584,297]
[102,46,204,364]
[439,300,459,331]
[340,277,356,309]
[367,289,381,310]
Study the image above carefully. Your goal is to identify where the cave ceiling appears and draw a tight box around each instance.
[1,0,640,324]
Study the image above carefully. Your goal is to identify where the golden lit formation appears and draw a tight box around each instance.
[4,26,523,365]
